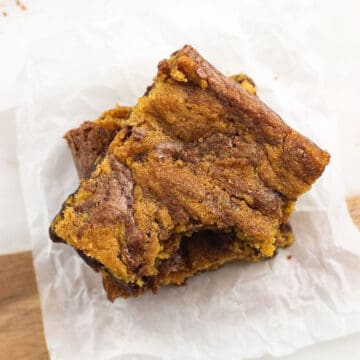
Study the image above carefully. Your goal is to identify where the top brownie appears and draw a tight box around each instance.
[50,45,330,286]
[61,73,295,300]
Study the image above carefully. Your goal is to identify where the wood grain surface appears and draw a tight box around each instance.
[1,197,359,360]
[0,252,49,360]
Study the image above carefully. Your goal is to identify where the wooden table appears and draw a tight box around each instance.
[1,197,359,360]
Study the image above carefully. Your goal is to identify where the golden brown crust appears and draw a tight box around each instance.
[50,45,329,299]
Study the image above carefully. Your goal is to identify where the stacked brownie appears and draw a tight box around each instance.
[50,45,329,300]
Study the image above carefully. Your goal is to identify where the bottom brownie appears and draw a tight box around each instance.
[102,225,293,300]
[51,225,293,300]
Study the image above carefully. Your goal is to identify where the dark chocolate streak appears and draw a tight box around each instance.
[49,225,66,244]
[76,249,103,271]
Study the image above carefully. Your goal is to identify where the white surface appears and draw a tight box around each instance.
[0,0,360,359]
[0,108,31,254]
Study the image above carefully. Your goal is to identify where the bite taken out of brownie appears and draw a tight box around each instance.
[50,45,330,299]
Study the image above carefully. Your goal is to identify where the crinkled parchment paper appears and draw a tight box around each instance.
[16,2,360,359]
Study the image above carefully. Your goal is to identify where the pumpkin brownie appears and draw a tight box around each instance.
[50,45,329,298]
[61,74,294,300]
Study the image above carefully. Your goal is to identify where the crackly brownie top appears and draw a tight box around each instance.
[51,45,329,285]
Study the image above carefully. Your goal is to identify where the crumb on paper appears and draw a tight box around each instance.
[287,255,292,260]
[274,76,278,80]
[2,11,7,16]
[15,0,27,11]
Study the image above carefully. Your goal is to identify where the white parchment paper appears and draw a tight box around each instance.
[16,2,360,359]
